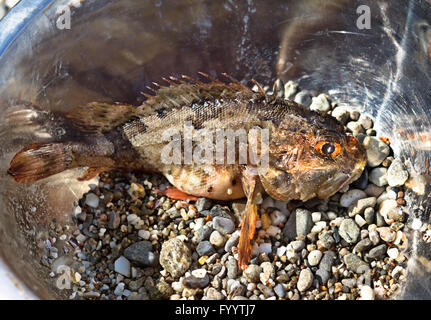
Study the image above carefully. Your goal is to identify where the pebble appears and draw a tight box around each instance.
[260,262,274,284]
[284,80,298,99]
[206,287,224,300]
[348,197,377,217]
[310,94,331,113]
[85,193,100,208]
[308,250,323,266]
[274,284,286,298]
[340,189,367,208]
[124,241,157,266]
[159,237,192,278]
[209,230,226,247]
[354,238,372,253]
[368,244,387,260]
[315,268,330,285]
[377,227,396,242]
[196,241,215,256]
[114,256,131,277]
[114,282,125,296]
[364,207,375,224]
[387,247,399,259]
[212,216,235,235]
[184,269,209,289]
[224,230,240,253]
[196,225,213,242]
[369,168,388,187]
[296,209,313,236]
[290,240,305,252]
[297,269,314,292]
[359,285,375,300]
[354,215,367,228]
[226,257,238,279]
[318,231,335,249]
[270,210,287,225]
[244,265,262,283]
[339,219,360,243]
[346,121,364,136]
[387,159,409,187]
[362,136,390,167]
[108,212,121,229]
[138,230,151,240]
[294,90,312,107]
[259,243,272,254]
[331,107,350,124]
[364,184,385,197]
[195,198,212,211]
[344,253,369,273]
[319,252,336,272]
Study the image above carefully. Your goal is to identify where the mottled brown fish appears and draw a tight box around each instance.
[7,73,366,270]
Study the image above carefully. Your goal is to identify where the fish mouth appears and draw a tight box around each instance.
[316,161,366,199]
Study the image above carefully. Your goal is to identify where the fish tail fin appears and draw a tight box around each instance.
[8,142,75,183]
[237,201,258,271]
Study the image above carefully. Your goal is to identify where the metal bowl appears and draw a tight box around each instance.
[0,0,430,299]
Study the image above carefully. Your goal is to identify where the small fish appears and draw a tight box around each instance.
[7,73,366,270]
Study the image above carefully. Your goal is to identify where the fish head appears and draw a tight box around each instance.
[258,111,367,201]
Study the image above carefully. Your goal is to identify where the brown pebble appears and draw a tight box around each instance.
[99,214,108,222]
[334,282,343,294]
[396,198,406,206]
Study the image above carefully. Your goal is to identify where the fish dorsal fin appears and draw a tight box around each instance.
[137,73,259,116]
[65,102,136,133]
[65,74,264,133]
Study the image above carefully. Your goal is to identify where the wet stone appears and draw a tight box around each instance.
[369,168,388,187]
[387,159,409,187]
[363,136,390,167]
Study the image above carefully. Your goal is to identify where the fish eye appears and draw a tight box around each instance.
[315,141,341,157]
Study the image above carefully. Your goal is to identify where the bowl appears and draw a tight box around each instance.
[0,0,430,299]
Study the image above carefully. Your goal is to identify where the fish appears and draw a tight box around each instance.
[7,73,367,270]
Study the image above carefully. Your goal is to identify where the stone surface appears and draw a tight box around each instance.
[362,136,390,167]
[297,269,314,292]
[296,209,313,236]
[387,159,409,187]
[159,237,192,278]
[339,219,360,243]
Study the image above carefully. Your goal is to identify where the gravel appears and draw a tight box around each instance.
[40,78,409,301]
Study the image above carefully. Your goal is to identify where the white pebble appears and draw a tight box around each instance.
[271,210,287,225]
[114,282,125,296]
[311,212,322,222]
[276,246,287,257]
[261,197,274,209]
[387,247,399,259]
[191,268,207,278]
[354,215,367,227]
[138,230,151,240]
[85,193,100,208]
[411,218,422,230]
[114,256,131,277]
[359,285,375,300]
[311,221,326,233]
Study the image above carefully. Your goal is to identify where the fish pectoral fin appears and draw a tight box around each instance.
[77,167,109,181]
[154,186,199,202]
[238,167,261,271]
[65,102,136,133]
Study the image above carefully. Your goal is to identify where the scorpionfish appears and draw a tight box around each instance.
[8,73,367,270]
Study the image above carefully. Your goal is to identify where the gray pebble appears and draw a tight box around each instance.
[315,268,330,285]
[364,207,375,224]
[339,219,360,243]
[387,159,409,187]
[226,257,238,279]
[367,244,387,260]
[296,209,313,236]
[195,198,212,211]
[346,121,364,136]
[108,212,121,229]
[213,216,235,235]
[318,231,335,249]
[210,205,232,219]
[342,278,357,288]
[351,169,369,189]
[196,241,216,256]
[274,284,286,298]
[358,114,373,130]
[282,211,296,241]
[363,136,390,167]
[206,287,224,300]
[348,197,377,217]
[319,251,337,272]
[124,241,157,267]
[294,90,312,107]
[354,238,372,253]
[340,189,367,208]
[344,253,369,273]
[184,272,209,289]
[196,225,213,242]
[257,283,275,298]
[369,167,388,187]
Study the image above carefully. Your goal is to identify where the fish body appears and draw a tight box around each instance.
[8,74,366,269]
